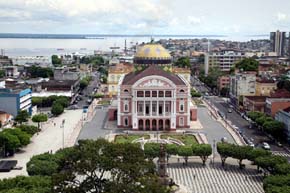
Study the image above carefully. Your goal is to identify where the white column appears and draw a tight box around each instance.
[163,101,165,116]
[150,100,152,116]
[143,100,145,116]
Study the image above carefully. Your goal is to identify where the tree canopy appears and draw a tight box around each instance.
[174,57,191,68]
[0,176,51,193]
[32,113,48,129]
[14,110,30,124]
[51,102,64,116]
[234,58,259,72]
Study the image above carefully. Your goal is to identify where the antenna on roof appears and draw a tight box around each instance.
[150,35,154,43]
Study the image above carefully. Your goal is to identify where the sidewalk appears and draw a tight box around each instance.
[0,109,83,179]
[203,99,245,145]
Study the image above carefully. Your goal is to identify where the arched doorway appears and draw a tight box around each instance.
[158,119,163,131]
[145,119,150,130]
[114,110,117,120]
[139,119,144,130]
[152,119,157,131]
[165,119,170,130]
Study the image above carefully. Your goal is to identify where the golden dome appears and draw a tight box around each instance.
[135,44,171,59]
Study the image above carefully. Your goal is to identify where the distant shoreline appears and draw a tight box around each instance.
[0,33,231,39]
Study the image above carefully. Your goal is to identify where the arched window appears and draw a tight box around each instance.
[180,103,184,112]
[180,89,185,93]
[124,117,128,126]
[124,89,129,93]
[124,103,129,112]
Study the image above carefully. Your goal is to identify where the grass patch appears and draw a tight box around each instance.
[114,134,150,144]
[98,99,111,105]
[160,134,197,146]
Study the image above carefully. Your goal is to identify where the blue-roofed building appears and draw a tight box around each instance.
[0,88,32,117]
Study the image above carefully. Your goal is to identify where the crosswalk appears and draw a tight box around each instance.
[167,163,264,193]
[271,151,290,158]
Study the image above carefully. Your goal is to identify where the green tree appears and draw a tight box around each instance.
[263,174,290,193]
[51,55,61,65]
[174,57,191,68]
[4,128,31,147]
[18,124,39,135]
[52,139,168,193]
[177,145,193,165]
[32,113,48,129]
[14,110,30,124]
[192,144,212,166]
[51,102,64,116]
[144,143,160,160]
[274,163,290,175]
[235,58,259,71]
[247,111,264,122]
[0,132,21,156]
[80,79,89,90]
[0,176,51,193]
[217,142,233,167]
[255,155,288,174]
[191,88,202,97]
[230,145,253,169]
[247,148,271,163]
[256,115,273,126]
[263,121,285,140]
[0,70,5,78]
[165,144,178,162]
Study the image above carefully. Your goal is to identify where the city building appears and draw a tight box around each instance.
[108,63,134,97]
[255,79,277,96]
[270,30,286,56]
[265,98,290,117]
[0,55,12,68]
[217,76,230,92]
[204,49,246,75]
[108,43,197,131]
[0,88,32,117]
[54,66,80,81]
[243,96,267,112]
[12,56,52,67]
[4,66,19,78]
[229,71,256,108]
[275,107,290,144]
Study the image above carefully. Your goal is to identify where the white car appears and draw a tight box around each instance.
[262,142,270,150]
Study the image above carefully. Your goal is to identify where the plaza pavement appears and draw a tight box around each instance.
[167,158,264,193]
[0,109,83,179]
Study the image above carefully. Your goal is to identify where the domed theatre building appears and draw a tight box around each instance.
[108,43,197,131]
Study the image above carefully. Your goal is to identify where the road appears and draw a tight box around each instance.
[73,71,101,108]
[197,107,235,145]
[77,107,109,141]
[192,75,288,155]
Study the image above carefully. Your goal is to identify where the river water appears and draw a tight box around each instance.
[0,35,268,57]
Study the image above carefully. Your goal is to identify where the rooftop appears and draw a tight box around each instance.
[122,65,186,86]
[134,44,171,59]
[244,96,267,102]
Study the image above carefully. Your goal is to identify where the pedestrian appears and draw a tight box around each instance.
[177,157,180,162]
[194,174,196,179]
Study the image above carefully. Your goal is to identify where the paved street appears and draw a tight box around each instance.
[208,96,285,152]
[168,161,263,193]
[77,107,109,141]
[197,107,235,145]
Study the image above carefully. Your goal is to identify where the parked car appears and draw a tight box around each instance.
[248,142,255,148]
[228,108,232,113]
[262,142,271,150]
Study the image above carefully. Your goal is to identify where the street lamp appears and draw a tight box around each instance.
[61,119,65,149]
[212,139,216,166]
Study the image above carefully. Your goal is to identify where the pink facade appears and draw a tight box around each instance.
[116,65,193,131]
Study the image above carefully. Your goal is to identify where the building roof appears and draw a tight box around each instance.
[244,96,267,102]
[122,65,186,86]
[270,89,290,98]
[256,79,276,84]
[282,106,290,113]
[134,44,171,59]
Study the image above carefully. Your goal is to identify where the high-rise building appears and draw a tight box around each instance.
[270,30,286,56]
[204,49,246,75]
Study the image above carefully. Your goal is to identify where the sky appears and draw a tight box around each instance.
[0,0,290,36]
